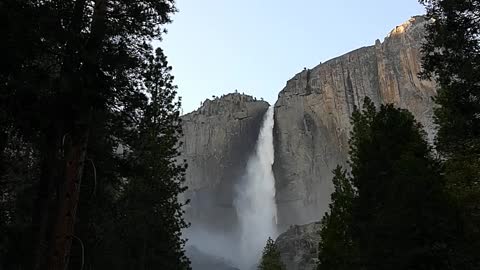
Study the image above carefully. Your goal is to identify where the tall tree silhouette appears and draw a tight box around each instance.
[420,0,480,267]
[349,99,454,269]
[317,166,356,270]
[0,1,193,269]
[317,99,456,270]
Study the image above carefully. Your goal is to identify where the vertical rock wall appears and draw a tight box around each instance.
[273,16,436,228]
[180,93,269,232]
[181,16,436,235]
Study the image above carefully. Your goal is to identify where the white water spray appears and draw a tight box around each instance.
[234,106,278,269]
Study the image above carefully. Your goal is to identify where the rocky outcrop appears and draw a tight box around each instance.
[276,222,322,270]
[180,93,269,231]
[273,16,436,228]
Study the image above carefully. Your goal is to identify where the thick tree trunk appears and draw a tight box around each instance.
[32,130,62,270]
[32,0,89,268]
[47,123,90,270]
[45,0,107,268]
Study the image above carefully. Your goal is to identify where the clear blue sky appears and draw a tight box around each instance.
[154,0,426,113]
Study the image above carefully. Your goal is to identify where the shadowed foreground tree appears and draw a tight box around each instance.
[70,48,191,270]
[349,99,455,270]
[0,1,191,269]
[420,0,480,267]
[111,48,190,270]
[317,99,457,270]
[317,166,356,270]
[259,237,285,270]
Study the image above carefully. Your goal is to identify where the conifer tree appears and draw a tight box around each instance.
[349,98,455,270]
[112,48,190,270]
[420,1,480,267]
[0,1,192,269]
[317,166,355,270]
[317,98,457,270]
[259,238,285,270]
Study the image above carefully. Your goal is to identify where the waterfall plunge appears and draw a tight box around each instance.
[234,106,278,270]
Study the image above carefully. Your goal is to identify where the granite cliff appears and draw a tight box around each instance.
[181,15,436,270]
[180,93,269,232]
[276,222,322,270]
[273,15,436,228]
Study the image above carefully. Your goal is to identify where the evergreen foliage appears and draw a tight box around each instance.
[0,1,190,269]
[349,99,455,270]
[317,167,355,270]
[111,48,190,270]
[420,1,480,267]
[318,99,457,270]
[317,2,480,267]
[258,237,285,270]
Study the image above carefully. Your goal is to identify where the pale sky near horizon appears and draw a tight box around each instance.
[154,0,426,114]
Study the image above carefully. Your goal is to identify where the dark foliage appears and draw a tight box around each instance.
[0,1,190,269]
[318,99,457,270]
[420,0,480,267]
[317,167,355,270]
[258,237,285,270]
[349,99,455,270]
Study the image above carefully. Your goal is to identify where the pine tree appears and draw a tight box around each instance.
[317,166,356,270]
[111,48,190,270]
[348,98,455,270]
[419,0,480,158]
[420,1,480,267]
[0,1,192,269]
[316,98,457,270]
[258,238,285,270]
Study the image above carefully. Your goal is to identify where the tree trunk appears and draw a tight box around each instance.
[32,129,62,270]
[45,0,107,268]
[47,122,90,270]
[32,0,88,267]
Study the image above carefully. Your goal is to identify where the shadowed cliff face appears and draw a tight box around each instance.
[276,222,322,270]
[273,16,436,229]
[180,93,269,238]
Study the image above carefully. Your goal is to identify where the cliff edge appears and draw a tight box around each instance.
[273,16,436,228]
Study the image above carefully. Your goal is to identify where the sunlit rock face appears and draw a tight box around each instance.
[180,93,269,233]
[273,16,436,229]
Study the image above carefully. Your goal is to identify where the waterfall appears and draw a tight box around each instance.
[234,106,278,270]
